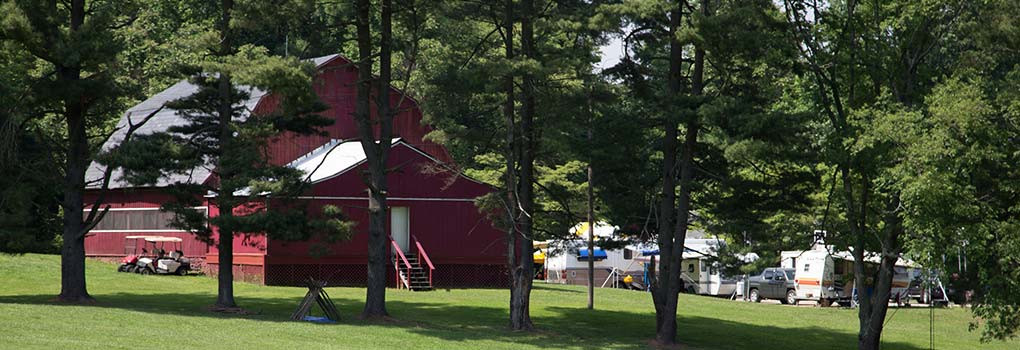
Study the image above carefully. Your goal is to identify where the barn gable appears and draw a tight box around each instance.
[86,53,447,190]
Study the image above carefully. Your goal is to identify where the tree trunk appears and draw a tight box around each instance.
[509,0,536,331]
[354,0,395,318]
[654,0,707,344]
[212,0,237,309]
[651,1,684,343]
[56,0,92,303]
[59,112,91,302]
[215,210,236,308]
[502,0,521,328]
[363,186,389,317]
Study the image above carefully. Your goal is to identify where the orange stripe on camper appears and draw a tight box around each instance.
[797,278,820,286]
[795,278,833,287]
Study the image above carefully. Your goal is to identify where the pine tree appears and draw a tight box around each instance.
[106,1,351,308]
[0,0,146,302]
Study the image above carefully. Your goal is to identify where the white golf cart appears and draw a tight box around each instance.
[123,236,192,275]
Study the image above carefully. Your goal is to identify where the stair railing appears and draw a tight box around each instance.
[389,236,412,289]
[411,234,435,287]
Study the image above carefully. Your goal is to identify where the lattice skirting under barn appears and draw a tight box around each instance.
[263,263,510,288]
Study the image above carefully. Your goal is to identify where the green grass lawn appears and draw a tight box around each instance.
[0,254,1012,350]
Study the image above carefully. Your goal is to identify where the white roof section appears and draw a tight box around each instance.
[288,138,400,184]
[86,54,342,190]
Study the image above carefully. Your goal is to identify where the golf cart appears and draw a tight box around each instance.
[118,236,191,275]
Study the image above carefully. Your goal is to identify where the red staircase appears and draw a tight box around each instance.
[391,234,435,291]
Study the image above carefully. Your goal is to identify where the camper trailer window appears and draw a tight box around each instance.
[623,249,633,260]
[688,264,695,273]
[701,264,707,272]
[804,264,810,272]
[764,270,774,280]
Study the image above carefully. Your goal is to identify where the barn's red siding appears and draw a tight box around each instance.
[257,56,449,167]
[261,143,506,287]
[83,189,209,257]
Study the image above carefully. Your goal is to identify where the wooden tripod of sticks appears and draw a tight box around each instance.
[290,278,341,321]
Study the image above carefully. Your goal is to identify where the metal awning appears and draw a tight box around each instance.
[577,249,608,261]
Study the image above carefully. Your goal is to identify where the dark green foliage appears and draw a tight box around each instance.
[419,0,607,242]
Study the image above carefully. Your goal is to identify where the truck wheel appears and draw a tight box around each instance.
[786,289,797,305]
[749,288,760,303]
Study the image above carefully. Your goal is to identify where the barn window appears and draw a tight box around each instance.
[623,249,633,260]
[88,208,206,232]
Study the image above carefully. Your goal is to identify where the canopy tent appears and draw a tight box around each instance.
[568,221,617,238]
[533,250,546,264]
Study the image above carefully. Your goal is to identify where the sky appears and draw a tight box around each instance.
[597,36,625,71]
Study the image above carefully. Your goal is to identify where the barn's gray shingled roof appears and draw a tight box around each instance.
[85,54,342,189]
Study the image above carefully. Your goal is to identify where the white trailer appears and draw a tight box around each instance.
[676,240,740,296]
[540,223,743,297]
[780,245,917,306]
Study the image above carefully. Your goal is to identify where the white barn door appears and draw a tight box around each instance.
[390,207,410,253]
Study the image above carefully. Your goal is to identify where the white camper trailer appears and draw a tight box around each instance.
[780,245,917,306]
[676,239,740,296]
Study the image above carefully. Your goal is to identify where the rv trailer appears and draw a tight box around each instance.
[780,245,918,306]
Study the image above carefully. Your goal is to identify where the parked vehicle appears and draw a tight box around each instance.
[120,236,191,275]
[905,275,952,306]
[780,245,917,307]
[747,268,798,304]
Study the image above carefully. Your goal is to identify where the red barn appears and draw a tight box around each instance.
[83,55,507,288]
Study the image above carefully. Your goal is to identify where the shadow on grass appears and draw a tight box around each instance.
[0,291,926,350]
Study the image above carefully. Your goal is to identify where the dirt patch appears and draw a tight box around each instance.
[206,305,259,315]
[645,339,706,350]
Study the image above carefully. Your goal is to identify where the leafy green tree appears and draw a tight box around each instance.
[894,0,1020,341]
[782,0,971,348]
[418,0,606,330]
[0,0,147,302]
[600,0,809,344]
[0,41,61,254]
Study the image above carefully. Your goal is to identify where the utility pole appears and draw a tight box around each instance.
[587,168,595,309]
[586,79,595,310]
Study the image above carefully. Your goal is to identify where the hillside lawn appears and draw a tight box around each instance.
[0,254,1013,349]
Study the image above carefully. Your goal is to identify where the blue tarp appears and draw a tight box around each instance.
[641,249,659,256]
[577,249,608,261]
[302,315,337,324]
